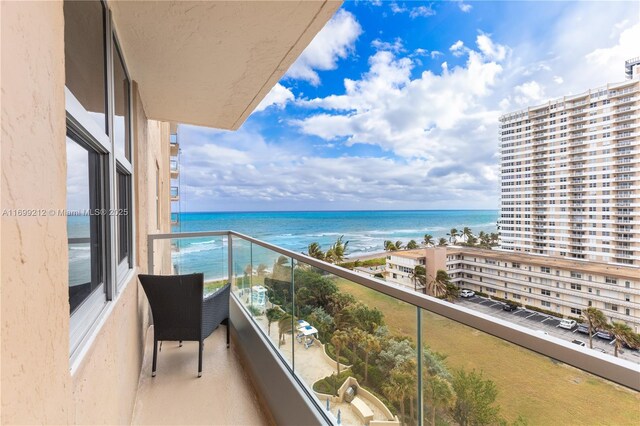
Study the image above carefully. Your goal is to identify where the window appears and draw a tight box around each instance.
[541,301,551,308]
[541,267,550,273]
[65,0,134,364]
[605,277,617,285]
[541,289,551,296]
[570,283,582,291]
[571,307,582,315]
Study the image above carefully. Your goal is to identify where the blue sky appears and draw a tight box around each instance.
[177,0,639,212]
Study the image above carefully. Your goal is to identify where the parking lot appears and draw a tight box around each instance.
[458,295,640,363]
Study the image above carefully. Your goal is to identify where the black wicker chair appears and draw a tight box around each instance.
[138,273,230,377]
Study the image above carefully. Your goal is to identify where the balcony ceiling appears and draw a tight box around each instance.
[110,0,341,130]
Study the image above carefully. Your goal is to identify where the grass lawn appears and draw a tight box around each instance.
[336,278,640,425]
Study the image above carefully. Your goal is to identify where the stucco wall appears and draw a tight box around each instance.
[1,1,71,423]
[1,2,171,423]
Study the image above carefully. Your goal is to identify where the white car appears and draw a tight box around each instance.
[460,289,475,298]
[559,319,577,330]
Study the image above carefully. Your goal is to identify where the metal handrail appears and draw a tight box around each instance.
[148,230,640,391]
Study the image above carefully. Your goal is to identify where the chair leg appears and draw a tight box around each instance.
[152,338,158,377]
[179,340,183,348]
[198,341,204,378]
[226,323,230,348]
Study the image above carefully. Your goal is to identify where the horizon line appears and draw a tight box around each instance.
[173,209,500,214]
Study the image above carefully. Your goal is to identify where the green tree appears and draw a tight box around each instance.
[437,237,448,247]
[423,234,434,247]
[608,321,634,357]
[278,314,293,348]
[306,242,325,260]
[447,228,459,243]
[451,369,501,426]
[465,235,478,246]
[331,329,350,376]
[411,265,427,293]
[489,232,500,246]
[265,307,283,336]
[361,334,381,384]
[580,307,608,349]
[325,236,348,264]
[425,374,455,426]
[428,270,458,301]
[308,307,334,342]
[384,240,398,251]
[407,240,419,249]
[461,227,473,243]
[348,328,366,359]
[383,362,417,425]
[395,240,404,250]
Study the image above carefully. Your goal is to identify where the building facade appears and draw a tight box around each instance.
[385,250,426,289]
[422,247,639,333]
[499,61,640,265]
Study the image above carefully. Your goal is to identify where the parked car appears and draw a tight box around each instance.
[502,302,519,311]
[576,324,590,334]
[460,289,475,298]
[559,319,577,330]
[594,330,614,340]
[571,339,586,347]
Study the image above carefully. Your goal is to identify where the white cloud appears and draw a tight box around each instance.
[285,10,362,86]
[410,5,436,18]
[553,76,564,84]
[293,34,506,169]
[449,40,465,57]
[476,33,507,61]
[459,2,472,13]
[253,83,294,113]
[586,23,640,72]
[390,2,407,14]
[514,80,545,105]
[371,38,405,53]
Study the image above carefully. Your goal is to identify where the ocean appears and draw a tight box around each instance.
[168,210,499,281]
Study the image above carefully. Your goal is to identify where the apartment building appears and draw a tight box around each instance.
[1,1,340,424]
[422,247,639,333]
[385,250,426,289]
[170,124,180,226]
[499,59,640,265]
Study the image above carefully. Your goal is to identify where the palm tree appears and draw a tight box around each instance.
[278,314,293,348]
[489,232,500,246]
[423,234,434,247]
[327,236,349,264]
[330,329,350,376]
[437,238,448,247]
[361,334,381,384]
[395,240,404,250]
[446,228,458,243]
[406,240,418,249]
[461,227,473,243]
[306,242,325,260]
[256,263,268,276]
[580,307,607,349]
[411,265,427,293]
[425,374,455,426]
[349,328,366,360]
[265,307,283,337]
[609,321,633,357]
[384,240,397,251]
[383,367,415,425]
[428,270,458,301]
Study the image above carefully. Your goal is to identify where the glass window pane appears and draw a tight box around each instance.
[67,137,105,313]
[113,39,130,161]
[64,0,106,132]
[117,171,131,264]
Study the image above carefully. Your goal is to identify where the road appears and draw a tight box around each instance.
[456,295,640,363]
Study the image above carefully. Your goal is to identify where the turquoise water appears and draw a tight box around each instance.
[169,210,499,281]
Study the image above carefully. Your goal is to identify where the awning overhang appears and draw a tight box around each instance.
[109,0,342,130]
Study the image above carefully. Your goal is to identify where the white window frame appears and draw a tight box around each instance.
[65,1,135,368]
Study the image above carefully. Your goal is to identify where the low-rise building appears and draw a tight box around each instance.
[385,250,426,289]
[422,247,639,332]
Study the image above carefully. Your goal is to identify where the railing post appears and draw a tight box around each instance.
[227,233,233,286]
[417,307,423,426]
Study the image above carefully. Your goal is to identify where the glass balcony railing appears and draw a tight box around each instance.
[148,231,640,426]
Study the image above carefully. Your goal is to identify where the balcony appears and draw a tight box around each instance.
[141,231,639,426]
[170,159,179,178]
[170,133,179,157]
[170,186,179,201]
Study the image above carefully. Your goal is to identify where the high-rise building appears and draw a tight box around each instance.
[499,60,640,266]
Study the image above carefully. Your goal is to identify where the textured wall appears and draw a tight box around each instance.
[1,2,171,423]
[1,1,72,423]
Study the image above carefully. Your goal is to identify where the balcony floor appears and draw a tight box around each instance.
[132,325,271,425]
